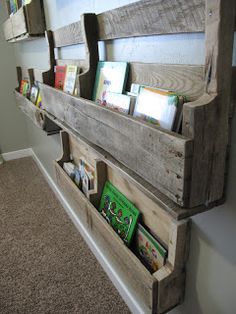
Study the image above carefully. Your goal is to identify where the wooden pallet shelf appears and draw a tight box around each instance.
[37,0,235,209]
[15,67,60,135]
[3,0,45,42]
[55,130,191,314]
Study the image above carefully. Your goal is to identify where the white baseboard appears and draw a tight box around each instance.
[31,150,147,314]
[2,148,32,161]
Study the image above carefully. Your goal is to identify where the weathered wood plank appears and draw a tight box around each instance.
[40,83,193,206]
[182,0,235,207]
[53,21,83,47]
[97,0,205,40]
[2,19,14,40]
[24,0,45,35]
[11,7,27,38]
[15,90,44,129]
[55,161,157,312]
[128,63,205,101]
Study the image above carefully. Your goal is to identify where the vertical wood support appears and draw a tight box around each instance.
[183,0,235,207]
[78,13,99,99]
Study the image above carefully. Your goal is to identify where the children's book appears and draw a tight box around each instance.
[135,223,167,272]
[30,86,39,104]
[99,181,140,246]
[101,91,131,114]
[19,80,28,94]
[55,65,67,90]
[9,0,17,15]
[63,65,78,95]
[133,86,179,131]
[20,81,30,97]
[92,61,129,105]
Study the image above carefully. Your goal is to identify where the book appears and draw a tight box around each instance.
[99,181,140,246]
[19,80,28,94]
[30,86,39,104]
[9,0,17,15]
[135,223,167,272]
[54,65,67,90]
[92,61,129,105]
[63,65,78,95]
[78,159,94,194]
[133,86,179,131]
[101,91,131,114]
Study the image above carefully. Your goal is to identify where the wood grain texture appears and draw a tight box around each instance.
[53,21,83,48]
[55,161,157,312]
[128,63,205,101]
[39,83,193,206]
[97,0,205,40]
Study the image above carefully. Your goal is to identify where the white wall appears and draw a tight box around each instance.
[8,0,236,313]
[0,1,28,153]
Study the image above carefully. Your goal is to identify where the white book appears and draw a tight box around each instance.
[63,65,78,95]
[102,91,131,114]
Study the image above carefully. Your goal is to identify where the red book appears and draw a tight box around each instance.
[55,65,66,90]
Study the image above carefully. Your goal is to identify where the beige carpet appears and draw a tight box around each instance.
[0,157,130,314]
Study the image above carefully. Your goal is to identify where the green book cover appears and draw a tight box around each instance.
[99,181,140,246]
[92,61,129,104]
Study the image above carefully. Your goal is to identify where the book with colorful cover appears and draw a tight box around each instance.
[92,61,129,105]
[30,86,39,104]
[101,91,131,114]
[136,223,167,272]
[63,65,78,95]
[9,0,17,15]
[133,86,180,131]
[19,80,28,94]
[55,65,67,90]
[99,181,140,246]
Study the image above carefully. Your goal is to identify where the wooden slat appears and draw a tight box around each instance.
[15,90,45,129]
[97,0,205,41]
[53,21,83,47]
[55,161,157,312]
[11,7,27,38]
[2,19,14,40]
[128,63,205,101]
[24,0,45,35]
[40,83,193,206]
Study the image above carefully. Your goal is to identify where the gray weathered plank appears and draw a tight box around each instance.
[128,63,205,101]
[97,0,205,40]
[53,21,83,47]
[40,83,193,206]
[11,7,27,38]
[2,19,14,40]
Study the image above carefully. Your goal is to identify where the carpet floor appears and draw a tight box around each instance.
[0,157,130,314]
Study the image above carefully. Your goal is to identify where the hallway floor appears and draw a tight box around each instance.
[0,157,130,314]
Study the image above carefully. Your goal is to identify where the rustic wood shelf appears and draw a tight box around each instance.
[38,0,235,209]
[3,0,45,42]
[55,130,190,314]
[15,67,60,135]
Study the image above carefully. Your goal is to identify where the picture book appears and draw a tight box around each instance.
[136,223,167,272]
[79,159,94,194]
[30,86,39,104]
[99,181,140,246]
[133,86,179,131]
[92,61,129,105]
[101,91,131,114]
[63,65,78,95]
[9,0,17,15]
[19,80,28,95]
[55,65,67,90]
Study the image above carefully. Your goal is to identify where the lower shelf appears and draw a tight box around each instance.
[14,91,60,135]
[54,131,191,314]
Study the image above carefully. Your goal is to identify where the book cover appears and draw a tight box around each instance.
[63,65,78,95]
[55,65,67,90]
[133,87,179,131]
[136,223,167,272]
[92,61,129,104]
[22,81,30,97]
[19,80,28,94]
[99,181,140,246]
[9,0,17,14]
[101,91,131,114]
[30,86,39,104]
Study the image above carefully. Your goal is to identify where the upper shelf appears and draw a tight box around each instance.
[2,0,45,42]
